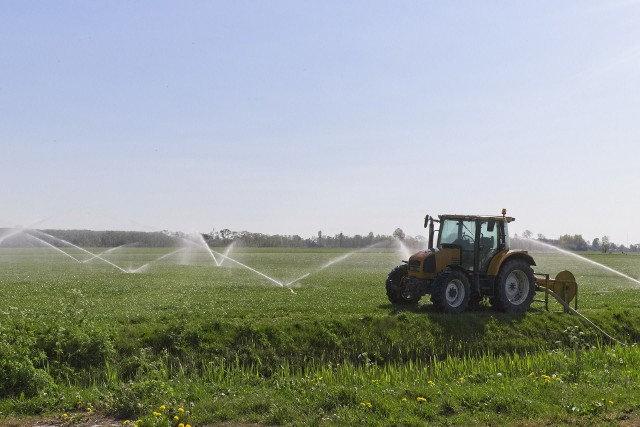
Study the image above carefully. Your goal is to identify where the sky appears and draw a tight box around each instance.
[2,1,640,245]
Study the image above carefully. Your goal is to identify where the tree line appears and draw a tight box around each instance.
[516,230,639,253]
[0,228,424,249]
[203,227,425,249]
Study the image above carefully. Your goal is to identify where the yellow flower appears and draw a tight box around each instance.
[62,413,68,418]
[174,415,180,421]
[367,403,373,409]
[428,380,435,386]
[178,407,185,413]
[159,405,166,411]
[401,397,408,402]
[608,400,614,405]
[153,411,162,417]
[416,396,427,403]
[186,424,192,427]
[123,421,130,425]
[178,424,185,427]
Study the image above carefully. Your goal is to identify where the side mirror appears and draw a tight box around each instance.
[424,215,430,228]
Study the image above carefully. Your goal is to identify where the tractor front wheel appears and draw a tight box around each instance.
[430,270,471,313]
[386,265,420,305]
[492,259,536,313]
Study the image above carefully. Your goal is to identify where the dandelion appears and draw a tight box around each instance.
[123,421,130,425]
[416,396,427,403]
[427,380,435,386]
[608,400,614,405]
[174,415,180,421]
[178,407,185,413]
[178,424,185,427]
[401,397,408,402]
[153,411,162,417]
[62,414,68,419]
[186,424,192,427]
[159,405,166,411]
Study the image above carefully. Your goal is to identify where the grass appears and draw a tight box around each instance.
[1,246,640,425]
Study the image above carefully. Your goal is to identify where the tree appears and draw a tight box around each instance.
[591,237,600,251]
[393,228,405,240]
[522,230,534,239]
[557,234,589,251]
[366,232,374,246]
[601,236,610,253]
[219,229,233,243]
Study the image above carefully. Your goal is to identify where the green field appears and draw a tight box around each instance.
[1,246,640,426]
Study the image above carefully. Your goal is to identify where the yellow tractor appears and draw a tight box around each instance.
[386,210,576,313]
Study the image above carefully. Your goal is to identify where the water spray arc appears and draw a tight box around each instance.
[0,228,28,246]
[524,238,640,287]
[394,237,413,261]
[197,234,222,266]
[169,234,294,291]
[82,243,136,264]
[29,230,130,274]
[129,248,186,273]
[208,248,291,290]
[25,234,82,263]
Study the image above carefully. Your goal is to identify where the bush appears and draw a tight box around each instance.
[0,342,56,398]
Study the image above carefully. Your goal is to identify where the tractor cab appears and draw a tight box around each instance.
[435,214,511,273]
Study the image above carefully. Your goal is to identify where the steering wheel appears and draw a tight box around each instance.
[461,234,474,245]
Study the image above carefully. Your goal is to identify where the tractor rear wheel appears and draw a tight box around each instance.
[492,259,536,313]
[386,265,420,305]
[430,269,470,313]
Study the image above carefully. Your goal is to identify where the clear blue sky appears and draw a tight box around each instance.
[2,1,640,245]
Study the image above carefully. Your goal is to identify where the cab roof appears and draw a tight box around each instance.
[438,214,515,223]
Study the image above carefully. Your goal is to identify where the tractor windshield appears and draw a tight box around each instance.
[438,219,476,250]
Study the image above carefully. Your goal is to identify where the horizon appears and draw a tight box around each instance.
[0,222,632,248]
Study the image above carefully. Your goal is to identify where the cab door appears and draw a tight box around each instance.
[478,220,500,272]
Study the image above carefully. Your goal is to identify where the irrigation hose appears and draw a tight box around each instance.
[537,286,627,347]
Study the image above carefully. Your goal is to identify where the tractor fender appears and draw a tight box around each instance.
[486,250,536,277]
